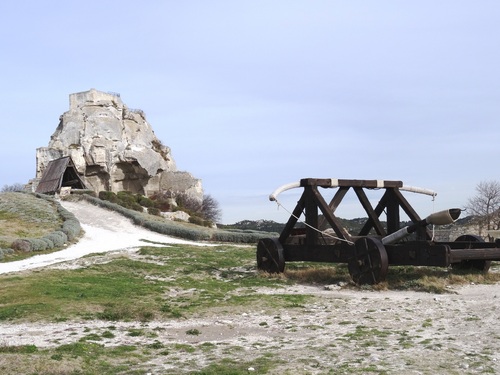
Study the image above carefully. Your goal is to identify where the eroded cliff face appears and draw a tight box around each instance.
[36,89,202,200]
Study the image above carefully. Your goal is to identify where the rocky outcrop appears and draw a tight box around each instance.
[36,89,202,200]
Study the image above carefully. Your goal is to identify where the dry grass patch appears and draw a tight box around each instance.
[284,264,350,285]
[0,193,63,248]
[0,352,83,375]
[264,261,500,293]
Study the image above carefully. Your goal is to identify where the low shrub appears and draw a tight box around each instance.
[138,196,155,208]
[12,237,55,252]
[211,230,273,244]
[141,218,211,242]
[11,239,31,252]
[149,191,172,212]
[99,190,148,212]
[71,189,96,197]
[61,220,81,241]
[0,248,14,258]
[54,199,81,241]
[188,216,205,226]
[41,237,54,249]
[131,202,144,212]
[147,207,161,216]
[116,191,136,205]
[27,238,48,251]
[44,231,68,247]
[99,191,119,203]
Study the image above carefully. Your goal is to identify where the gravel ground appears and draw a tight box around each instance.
[1,281,499,374]
[1,200,500,374]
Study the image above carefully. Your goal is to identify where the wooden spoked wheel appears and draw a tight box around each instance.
[257,238,285,273]
[452,234,491,272]
[348,237,389,285]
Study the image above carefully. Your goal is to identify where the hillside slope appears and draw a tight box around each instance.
[0,200,211,275]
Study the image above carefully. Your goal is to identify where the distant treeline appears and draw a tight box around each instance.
[221,215,475,234]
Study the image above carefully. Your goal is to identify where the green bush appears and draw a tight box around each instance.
[188,216,205,226]
[44,231,68,247]
[71,189,96,197]
[147,207,161,216]
[141,218,211,242]
[137,195,155,208]
[116,192,143,211]
[62,220,81,241]
[41,237,54,249]
[99,191,145,212]
[0,248,14,258]
[27,238,48,251]
[99,191,119,203]
[130,202,144,212]
[211,230,271,243]
[56,200,81,241]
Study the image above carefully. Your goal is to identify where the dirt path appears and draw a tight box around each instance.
[0,200,206,275]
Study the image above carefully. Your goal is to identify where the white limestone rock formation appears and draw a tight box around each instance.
[36,89,202,200]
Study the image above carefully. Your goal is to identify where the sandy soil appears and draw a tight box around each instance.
[1,200,500,374]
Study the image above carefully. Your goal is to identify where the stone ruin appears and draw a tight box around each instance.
[34,89,203,202]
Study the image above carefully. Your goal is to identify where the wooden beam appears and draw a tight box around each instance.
[358,190,390,236]
[279,192,306,244]
[311,187,352,242]
[304,186,320,246]
[300,178,403,188]
[353,187,386,236]
[385,188,401,234]
[318,186,349,230]
[392,188,432,240]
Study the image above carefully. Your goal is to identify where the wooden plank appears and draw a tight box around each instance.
[449,248,500,262]
[300,178,403,188]
[385,243,450,267]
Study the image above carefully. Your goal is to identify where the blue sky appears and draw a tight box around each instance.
[1,1,499,224]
